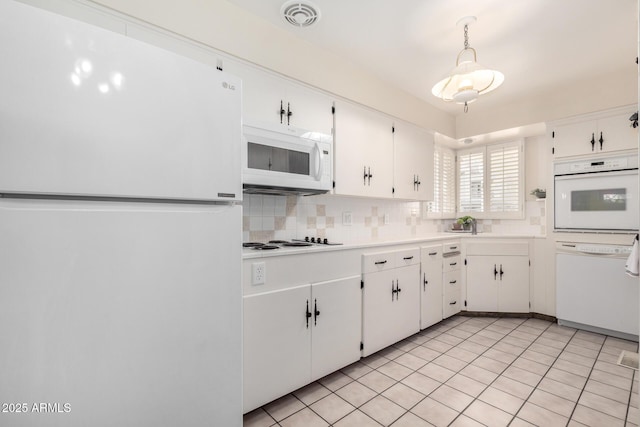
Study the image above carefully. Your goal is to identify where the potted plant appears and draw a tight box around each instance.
[530,188,546,199]
[456,215,474,230]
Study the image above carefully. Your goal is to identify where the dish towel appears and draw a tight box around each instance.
[625,236,639,277]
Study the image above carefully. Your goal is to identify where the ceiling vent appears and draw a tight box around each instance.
[280,1,321,28]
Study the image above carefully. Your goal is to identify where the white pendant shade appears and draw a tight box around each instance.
[431,17,504,109]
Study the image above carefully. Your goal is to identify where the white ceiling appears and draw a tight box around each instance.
[225,0,637,117]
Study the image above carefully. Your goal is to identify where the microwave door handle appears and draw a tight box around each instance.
[313,143,323,181]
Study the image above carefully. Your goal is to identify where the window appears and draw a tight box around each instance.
[457,140,524,219]
[427,145,456,218]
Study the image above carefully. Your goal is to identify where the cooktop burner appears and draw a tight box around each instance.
[243,242,265,248]
[252,245,280,250]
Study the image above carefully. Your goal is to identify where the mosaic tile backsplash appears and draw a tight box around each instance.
[242,194,546,244]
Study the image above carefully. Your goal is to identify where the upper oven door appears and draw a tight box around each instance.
[554,169,639,231]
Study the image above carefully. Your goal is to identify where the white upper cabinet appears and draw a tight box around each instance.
[224,61,333,134]
[393,121,434,200]
[333,101,394,198]
[550,106,638,158]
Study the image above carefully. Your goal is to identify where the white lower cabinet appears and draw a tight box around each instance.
[465,241,530,313]
[243,276,361,412]
[420,244,443,329]
[362,249,420,357]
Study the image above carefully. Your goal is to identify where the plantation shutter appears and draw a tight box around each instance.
[488,141,523,215]
[427,145,456,217]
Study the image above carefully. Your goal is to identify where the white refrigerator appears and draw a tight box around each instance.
[0,2,242,426]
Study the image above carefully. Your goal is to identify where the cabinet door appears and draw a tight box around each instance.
[393,122,435,201]
[285,82,334,134]
[498,256,530,313]
[597,112,638,153]
[311,276,362,381]
[466,256,499,312]
[420,245,443,329]
[362,269,398,356]
[394,264,421,338]
[551,120,595,158]
[243,285,311,412]
[225,63,287,127]
[334,101,394,198]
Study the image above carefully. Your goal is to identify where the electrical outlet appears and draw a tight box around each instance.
[252,262,266,285]
[383,213,390,225]
[342,211,353,226]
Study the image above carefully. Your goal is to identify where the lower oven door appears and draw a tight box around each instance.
[554,169,639,231]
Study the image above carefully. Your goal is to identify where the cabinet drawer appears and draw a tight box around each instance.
[443,294,461,318]
[442,241,461,254]
[395,248,420,267]
[362,251,395,273]
[443,255,462,272]
[443,270,461,290]
[421,244,442,262]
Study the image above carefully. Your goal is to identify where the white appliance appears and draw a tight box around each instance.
[0,2,242,426]
[554,154,639,232]
[242,121,333,195]
[556,241,639,340]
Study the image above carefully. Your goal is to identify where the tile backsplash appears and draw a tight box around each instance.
[242,194,546,244]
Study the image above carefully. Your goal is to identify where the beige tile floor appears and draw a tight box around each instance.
[244,315,639,426]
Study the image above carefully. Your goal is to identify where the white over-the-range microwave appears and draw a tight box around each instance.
[242,121,333,196]
[554,153,639,232]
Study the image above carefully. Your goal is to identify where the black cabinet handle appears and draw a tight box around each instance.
[591,133,595,151]
[363,166,368,185]
[449,280,457,284]
[280,100,286,124]
[375,260,388,265]
[403,256,414,260]
[368,167,373,185]
[286,102,292,126]
[305,300,312,328]
[423,273,427,291]
[314,299,320,325]
[500,264,504,280]
[391,280,396,301]
[449,301,457,305]
[599,131,603,150]
[450,262,457,266]
[494,264,498,280]
[428,252,438,256]
[396,280,401,299]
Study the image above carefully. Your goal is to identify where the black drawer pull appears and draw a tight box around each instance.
[403,256,414,260]
[449,280,457,284]
[450,262,457,266]
[375,260,388,265]
[428,252,438,256]
[449,301,457,305]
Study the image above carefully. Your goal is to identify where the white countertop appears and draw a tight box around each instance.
[242,233,543,259]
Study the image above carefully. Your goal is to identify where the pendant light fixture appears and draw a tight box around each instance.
[431,16,504,113]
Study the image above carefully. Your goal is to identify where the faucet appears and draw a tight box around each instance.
[470,218,477,235]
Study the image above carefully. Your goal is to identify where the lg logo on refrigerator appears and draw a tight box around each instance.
[222,82,236,91]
